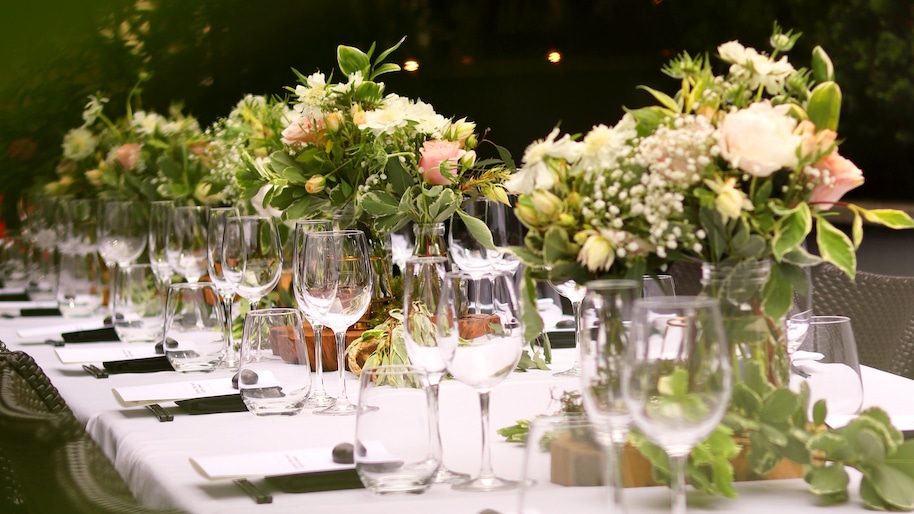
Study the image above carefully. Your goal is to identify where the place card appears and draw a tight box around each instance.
[0,300,58,312]
[113,377,237,407]
[191,447,355,480]
[55,344,160,364]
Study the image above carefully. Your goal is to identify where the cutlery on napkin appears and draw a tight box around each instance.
[0,291,30,302]
[103,356,174,374]
[62,326,120,343]
[176,394,247,415]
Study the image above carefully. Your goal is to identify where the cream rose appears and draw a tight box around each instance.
[717,101,803,177]
[418,140,463,185]
[809,151,864,209]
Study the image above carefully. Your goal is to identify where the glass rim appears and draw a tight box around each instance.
[405,256,449,264]
[226,214,275,221]
[360,364,428,376]
[634,295,720,310]
[304,229,364,236]
[809,315,851,325]
[294,219,332,227]
[166,282,217,291]
[245,307,299,317]
[444,269,511,280]
[584,278,640,291]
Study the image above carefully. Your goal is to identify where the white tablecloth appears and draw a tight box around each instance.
[3,312,913,514]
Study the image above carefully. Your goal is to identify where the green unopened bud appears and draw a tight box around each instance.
[566,191,582,212]
[531,190,562,219]
[811,45,834,83]
[305,175,326,194]
[515,196,540,226]
[557,213,576,226]
[465,134,477,150]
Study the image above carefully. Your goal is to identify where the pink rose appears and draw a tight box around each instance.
[809,151,864,209]
[281,116,325,146]
[419,140,463,185]
[115,143,141,171]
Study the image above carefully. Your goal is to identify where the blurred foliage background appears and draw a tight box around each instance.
[2,0,913,229]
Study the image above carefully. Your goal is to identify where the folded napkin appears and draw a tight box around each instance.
[264,469,363,493]
[0,292,30,302]
[103,356,174,374]
[20,307,62,317]
[62,327,120,343]
[176,394,248,415]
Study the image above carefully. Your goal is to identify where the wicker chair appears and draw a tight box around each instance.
[667,260,704,297]
[810,263,914,379]
[0,351,186,514]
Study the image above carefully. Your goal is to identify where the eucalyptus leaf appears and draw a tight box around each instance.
[360,191,401,217]
[816,217,856,279]
[866,463,914,510]
[807,462,849,496]
[457,209,496,251]
[637,85,682,112]
[854,206,914,230]
[542,227,575,265]
[772,204,812,260]
[760,388,798,423]
[811,45,835,82]
[337,44,370,76]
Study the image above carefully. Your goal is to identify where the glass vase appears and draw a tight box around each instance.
[700,259,789,387]
[412,222,447,258]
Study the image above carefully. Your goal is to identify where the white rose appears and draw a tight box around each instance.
[717,101,803,177]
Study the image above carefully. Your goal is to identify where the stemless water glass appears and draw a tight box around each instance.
[355,365,441,495]
[298,230,373,416]
[623,296,732,514]
[148,200,175,285]
[402,256,469,484]
[206,206,240,368]
[237,308,312,416]
[643,274,676,297]
[438,270,525,491]
[221,215,282,310]
[291,219,333,408]
[166,205,209,283]
[793,315,863,416]
[113,263,165,343]
[163,282,226,373]
[57,251,104,318]
[787,266,814,355]
[550,277,587,377]
[580,279,639,514]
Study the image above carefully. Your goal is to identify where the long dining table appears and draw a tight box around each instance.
[3,307,914,514]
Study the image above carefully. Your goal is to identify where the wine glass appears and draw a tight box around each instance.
[622,296,732,514]
[580,279,639,514]
[62,198,99,255]
[643,274,676,297]
[437,270,525,491]
[549,276,587,377]
[165,205,208,283]
[221,215,283,310]
[448,197,509,277]
[297,229,373,416]
[206,206,240,368]
[148,200,175,285]
[98,200,149,316]
[291,219,333,408]
[787,266,813,356]
[402,256,470,484]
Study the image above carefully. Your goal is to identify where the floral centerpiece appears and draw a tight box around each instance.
[237,37,513,246]
[49,85,237,206]
[504,24,914,509]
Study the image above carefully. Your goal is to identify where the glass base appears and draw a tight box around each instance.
[433,466,471,485]
[314,398,357,416]
[305,390,334,408]
[451,474,518,492]
[554,361,581,377]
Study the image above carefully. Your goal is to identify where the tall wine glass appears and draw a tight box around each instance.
[448,197,509,277]
[787,266,813,356]
[206,206,240,368]
[221,215,282,310]
[580,279,639,514]
[438,270,525,491]
[98,200,149,317]
[148,200,175,285]
[298,230,373,416]
[165,205,208,283]
[622,296,732,514]
[402,256,470,484]
[550,276,587,377]
[291,219,333,408]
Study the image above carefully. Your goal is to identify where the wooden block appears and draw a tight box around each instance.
[549,432,605,487]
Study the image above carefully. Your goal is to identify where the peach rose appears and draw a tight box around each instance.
[281,116,325,146]
[418,140,463,185]
[115,143,141,171]
[809,151,864,209]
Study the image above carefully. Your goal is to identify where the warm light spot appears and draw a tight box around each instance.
[404,60,419,72]
[547,51,562,64]
[461,55,474,65]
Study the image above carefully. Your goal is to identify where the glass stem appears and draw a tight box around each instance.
[312,323,326,395]
[477,391,495,479]
[572,299,583,367]
[220,292,235,365]
[429,379,443,457]
[335,330,349,403]
[607,441,627,513]
[669,453,688,514]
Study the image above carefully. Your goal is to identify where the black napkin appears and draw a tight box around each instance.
[176,394,248,415]
[20,307,62,317]
[545,330,576,349]
[265,469,363,493]
[0,291,30,302]
[62,326,120,343]
[102,356,174,374]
